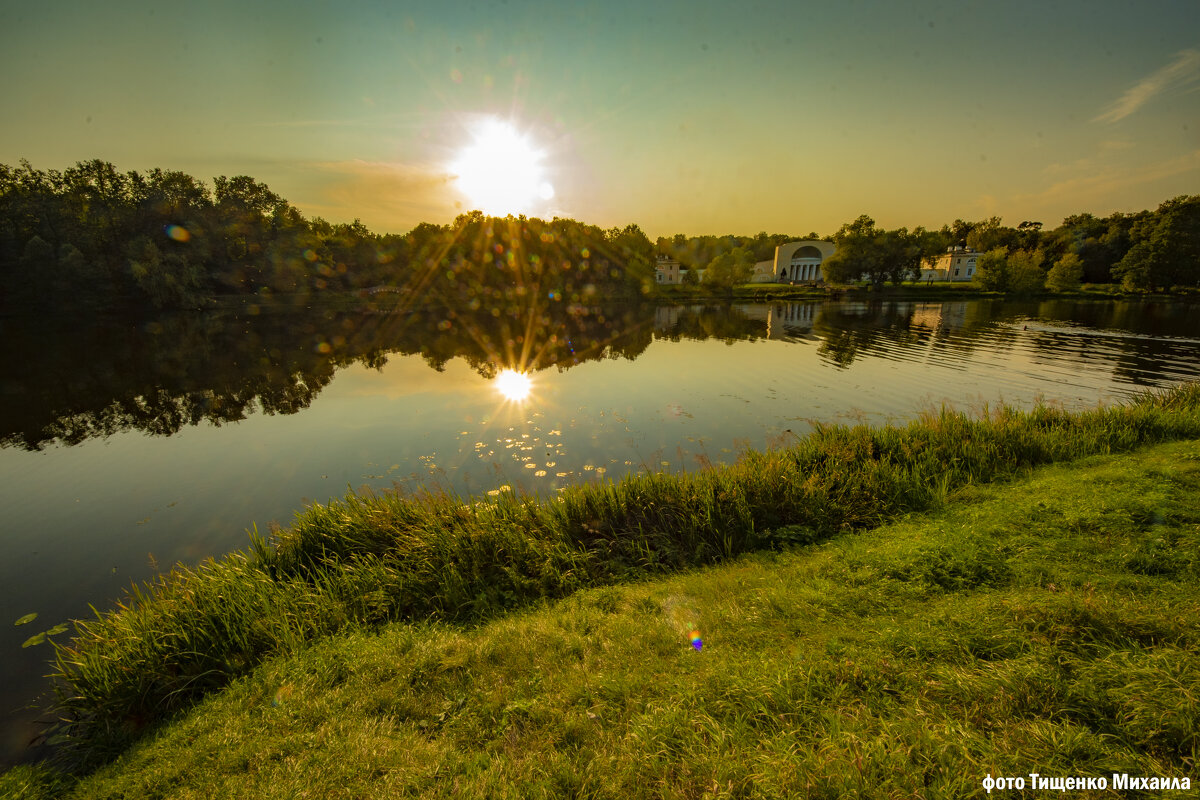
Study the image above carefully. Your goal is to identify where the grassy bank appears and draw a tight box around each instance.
[9,437,1200,798]
[26,385,1200,772]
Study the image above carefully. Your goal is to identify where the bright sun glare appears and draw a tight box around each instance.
[450,118,555,217]
[494,369,533,402]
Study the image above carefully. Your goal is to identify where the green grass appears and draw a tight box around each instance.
[8,437,1200,798]
[24,385,1200,773]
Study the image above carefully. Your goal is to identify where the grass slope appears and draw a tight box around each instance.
[31,385,1200,771]
[9,438,1200,799]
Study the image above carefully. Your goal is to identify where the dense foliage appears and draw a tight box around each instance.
[821,215,930,286]
[954,199,1200,291]
[3,159,1197,300]
[654,198,1200,290]
[654,231,804,271]
[0,160,656,311]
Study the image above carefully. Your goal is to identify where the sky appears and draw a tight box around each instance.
[1,0,1197,238]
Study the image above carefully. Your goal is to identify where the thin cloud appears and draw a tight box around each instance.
[251,119,368,129]
[249,112,430,129]
[1093,49,1200,123]
[1018,149,1200,206]
[298,159,459,233]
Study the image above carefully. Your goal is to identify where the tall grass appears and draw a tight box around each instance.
[47,384,1200,767]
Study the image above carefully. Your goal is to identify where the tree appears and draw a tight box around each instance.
[823,216,918,285]
[61,160,135,273]
[1007,249,1046,294]
[703,246,753,288]
[973,248,1009,291]
[1111,196,1200,290]
[966,217,1006,252]
[1017,220,1044,251]
[945,218,978,247]
[914,226,950,268]
[1044,213,1123,284]
[605,223,656,293]
[879,227,924,284]
[126,236,205,308]
[1046,252,1083,292]
[213,174,288,264]
[823,215,879,284]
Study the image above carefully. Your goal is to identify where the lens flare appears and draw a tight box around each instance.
[494,369,532,401]
[663,594,704,652]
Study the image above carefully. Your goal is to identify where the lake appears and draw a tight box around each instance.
[2,295,1199,763]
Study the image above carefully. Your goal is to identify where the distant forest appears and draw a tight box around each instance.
[1,159,1197,311]
[0,159,659,311]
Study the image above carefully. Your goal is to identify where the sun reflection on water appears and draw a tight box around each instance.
[494,369,533,402]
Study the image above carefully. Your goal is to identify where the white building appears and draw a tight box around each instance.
[750,240,838,283]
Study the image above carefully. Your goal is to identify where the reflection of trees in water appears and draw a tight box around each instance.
[1109,341,1198,387]
[0,299,657,451]
[1003,299,1200,388]
[391,301,655,376]
[820,297,1036,369]
[1020,327,1199,390]
[5,298,1195,449]
[1032,298,1200,340]
[813,301,929,369]
[1,311,339,450]
[651,304,770,343]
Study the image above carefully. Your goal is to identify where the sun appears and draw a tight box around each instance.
[450,117,555,216]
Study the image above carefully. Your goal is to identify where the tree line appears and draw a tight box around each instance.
[0,160,657,311]
[936,198,1200,293]
[654,196,1200,292]
[3,158,1197,308]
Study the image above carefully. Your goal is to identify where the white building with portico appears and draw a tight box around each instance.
[751,240,837,283]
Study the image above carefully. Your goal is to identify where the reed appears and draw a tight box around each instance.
[46,384,1200,767]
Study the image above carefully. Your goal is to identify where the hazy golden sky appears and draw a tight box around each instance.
[2,0,1197,238]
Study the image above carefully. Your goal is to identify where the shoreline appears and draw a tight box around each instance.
[3,383,1196,782]
[9,430,1200,797]
[4,283,1198,322]
[665,282,1200,303]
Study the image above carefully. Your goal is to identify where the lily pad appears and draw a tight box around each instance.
[14,613,37,626]
[46,623,69,636]
[21,632,46,648]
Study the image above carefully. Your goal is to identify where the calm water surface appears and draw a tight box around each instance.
[2,296,1198,762]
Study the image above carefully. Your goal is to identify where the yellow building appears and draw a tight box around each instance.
[921,246,979,282]
[654,255,683,284]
